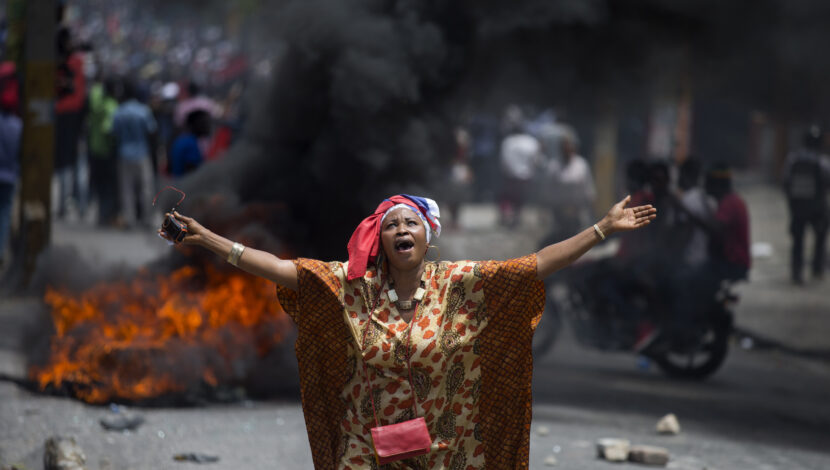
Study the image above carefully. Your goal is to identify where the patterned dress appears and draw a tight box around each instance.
[276,255,544,469]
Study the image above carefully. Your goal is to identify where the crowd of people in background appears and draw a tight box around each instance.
[0,0,261,268]
[448,103,761,347]
[40,0,255,230]
[448,105,597,241]
[0,1,827,290]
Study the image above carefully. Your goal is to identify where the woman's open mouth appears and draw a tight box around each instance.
[394,239,415,253]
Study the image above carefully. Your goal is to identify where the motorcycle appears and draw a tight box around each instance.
[533,256,736,380]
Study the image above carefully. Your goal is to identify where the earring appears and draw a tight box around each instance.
[427,245,441,261]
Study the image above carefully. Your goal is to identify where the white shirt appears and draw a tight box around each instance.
[679,187,716,267]
[500,134,541,180]
[547,154,596,209]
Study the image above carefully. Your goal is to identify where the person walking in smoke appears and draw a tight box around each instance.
[86,77,119,226]
[160,193,655,469]
[169,110,211,178]
[111,80,157,229]
[498,105,542,228]
[783,126,830,284]
[544,125,596,243]
[54,26,88,220]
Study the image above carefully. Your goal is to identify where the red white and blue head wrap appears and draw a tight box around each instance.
[346,194,441,280]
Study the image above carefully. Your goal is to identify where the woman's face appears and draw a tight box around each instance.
[380,207,428,271]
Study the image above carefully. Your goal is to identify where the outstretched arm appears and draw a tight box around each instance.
[536,195,656,279]
[159,211,299,290]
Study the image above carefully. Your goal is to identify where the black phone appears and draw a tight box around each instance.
[162,212,188,243]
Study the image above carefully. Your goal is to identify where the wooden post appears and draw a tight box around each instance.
[16,0,57,287]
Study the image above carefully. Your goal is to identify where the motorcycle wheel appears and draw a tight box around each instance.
[532,297,562,358]
[652,320,730,380]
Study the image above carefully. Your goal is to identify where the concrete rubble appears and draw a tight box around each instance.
[628,445,670,466]
[99,410,145,432]
[597,438,671,467]
[596,438,630,462]
[43,436,87,470]
[655,413,681,435]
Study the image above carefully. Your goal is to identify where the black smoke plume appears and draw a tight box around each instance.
[181,0,474,261]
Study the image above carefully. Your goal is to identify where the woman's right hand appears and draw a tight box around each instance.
[158,211,209,246]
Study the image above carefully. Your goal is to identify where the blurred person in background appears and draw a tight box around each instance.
[206,82,245,161]
[616,159,654,260]
[0,62,21,267]
[174,80,218,157]
[706,166,751,279]
[152,81,180,173]
[111,79,157,229]
[443,126,474,230]
[783,126,830,284]
[85,76,119,226]
[467,112,500,202]
[544,126,596,242]
[498,105,542,228]
[169,110,210,178]
[674,157,716,270]
[646,160,685,276]
[55,26,88,220]
[670,163,750,341]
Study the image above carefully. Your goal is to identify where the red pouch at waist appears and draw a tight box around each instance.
[371,417,431,465]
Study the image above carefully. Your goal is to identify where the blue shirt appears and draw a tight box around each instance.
[0,112,22,184]
[170,133,203,177]
[112,100,156,161]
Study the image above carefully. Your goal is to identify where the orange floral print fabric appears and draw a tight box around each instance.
[276,254,544,469]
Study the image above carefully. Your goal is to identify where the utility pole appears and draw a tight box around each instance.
[8,0,57,289]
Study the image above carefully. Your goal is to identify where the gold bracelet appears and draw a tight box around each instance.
[593,223,606,241]
[227,242,246,266]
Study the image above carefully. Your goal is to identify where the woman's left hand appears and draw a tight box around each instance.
[601,195,657,235]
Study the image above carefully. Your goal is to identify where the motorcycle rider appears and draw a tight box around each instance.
[669,163,750,343]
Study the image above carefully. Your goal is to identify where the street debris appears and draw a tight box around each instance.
[655,413,681,435]
[596,438,630,462]
[597,438,671,466]
[543,454,558,466]
[43,436,87,470]
[100,412,145,432]
[536,425,551,436]
[628,445,670,466]
[173,453,220,464]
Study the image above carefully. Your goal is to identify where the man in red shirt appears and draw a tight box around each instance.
[665,163,749,345]
[704,164,751,281]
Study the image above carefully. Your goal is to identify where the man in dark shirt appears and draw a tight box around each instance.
[783,127,830,283]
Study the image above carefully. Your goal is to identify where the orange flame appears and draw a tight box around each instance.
[30,264,292,404]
